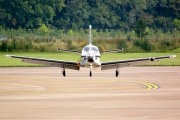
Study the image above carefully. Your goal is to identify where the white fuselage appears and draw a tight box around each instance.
[80,44,101,68]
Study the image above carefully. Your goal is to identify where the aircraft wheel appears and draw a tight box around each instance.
[116,70,119,77]
[63,70,66,77]
[90,70,92,77]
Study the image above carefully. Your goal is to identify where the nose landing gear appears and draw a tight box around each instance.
[90,65,93,77]
[90,70,92,77]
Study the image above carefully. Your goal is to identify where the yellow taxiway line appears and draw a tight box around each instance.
[130,81,160,90]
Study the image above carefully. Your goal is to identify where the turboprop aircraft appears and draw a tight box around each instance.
[6,25,176,77]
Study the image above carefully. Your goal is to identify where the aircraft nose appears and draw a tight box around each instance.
[88,56,94,63]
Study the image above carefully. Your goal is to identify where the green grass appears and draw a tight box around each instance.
[169,48,180,53]
[0,52,179,67]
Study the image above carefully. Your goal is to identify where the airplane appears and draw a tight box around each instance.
[6,25,176,77]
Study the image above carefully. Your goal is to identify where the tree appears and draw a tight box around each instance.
[0,0,65,28]
[88,0,120,29]
[0,0,180,31]
[54,0,90,29]
[111,0,147,31]
[133,18,147,39]
[173,19,180,30]
[169,0,180,19]
[38,24,49,35]
[0,4,7,27]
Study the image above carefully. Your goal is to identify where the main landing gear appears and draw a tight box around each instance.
[62,68,66,77]
[116,69,119,77]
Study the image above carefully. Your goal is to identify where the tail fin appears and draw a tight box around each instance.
[88,25,92,45]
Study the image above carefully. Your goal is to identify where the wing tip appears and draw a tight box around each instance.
[57,48,61,51]
[5,55,11,58]
[170,55,176,58]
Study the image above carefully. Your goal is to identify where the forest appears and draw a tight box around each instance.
[0,0,180,31]
[0,0,180,52]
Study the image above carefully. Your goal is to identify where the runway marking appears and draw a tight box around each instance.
[0,83,46,95]
[130,81,160,90]
[0,78,160,96]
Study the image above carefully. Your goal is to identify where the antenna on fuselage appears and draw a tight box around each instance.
[88,25,92,45]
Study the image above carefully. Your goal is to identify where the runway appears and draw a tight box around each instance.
[0,67,180,120]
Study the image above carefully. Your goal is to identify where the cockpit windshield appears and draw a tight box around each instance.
[84,46,90,51]
[83,46,99,52]
[92,46,99,51]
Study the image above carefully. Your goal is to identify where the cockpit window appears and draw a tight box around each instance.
[92,46,99,51]
[83,46,99,52]
[84,46,90,51]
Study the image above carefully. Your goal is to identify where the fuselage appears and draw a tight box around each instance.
[80,25,101,68]
[80,44,101,68]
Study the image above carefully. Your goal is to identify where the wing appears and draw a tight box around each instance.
[6,55,80,70]
[101,55,176,70]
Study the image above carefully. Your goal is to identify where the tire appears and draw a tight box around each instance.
[63,70,66,77]
[116,70,119,77]
[90,71,92,77]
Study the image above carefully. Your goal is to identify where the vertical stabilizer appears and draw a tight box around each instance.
[88,25,92,45]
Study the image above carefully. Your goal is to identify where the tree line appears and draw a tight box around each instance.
[0,0,180,32]
[0,26,179,52]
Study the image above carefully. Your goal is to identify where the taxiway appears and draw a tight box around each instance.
[0,67,180,120]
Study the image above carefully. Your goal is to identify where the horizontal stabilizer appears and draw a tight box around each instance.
[57,48,81,53]
[101,48,123,53]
